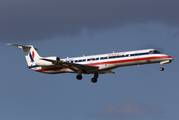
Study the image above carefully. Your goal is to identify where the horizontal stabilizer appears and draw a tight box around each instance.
[7,43,40,66]
[7,44,38,50]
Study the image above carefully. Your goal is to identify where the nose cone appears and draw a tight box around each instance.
[168,56,174,60]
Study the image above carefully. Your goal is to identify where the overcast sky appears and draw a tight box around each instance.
[1,1,179,120]
[1,0,179,41]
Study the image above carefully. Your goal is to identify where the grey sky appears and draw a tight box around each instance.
[0,0,179,41]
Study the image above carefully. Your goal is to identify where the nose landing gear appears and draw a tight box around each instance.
[160,67,164,71]
[160,60,172,71]
[160,63,164,71]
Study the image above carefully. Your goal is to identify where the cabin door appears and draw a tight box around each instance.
[134,52,139,65]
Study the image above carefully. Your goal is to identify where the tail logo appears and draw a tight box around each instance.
[29,51,35,62]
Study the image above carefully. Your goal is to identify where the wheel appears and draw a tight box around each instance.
[160,67,164,71]
[76,75,82,80]
[91,78,97,83]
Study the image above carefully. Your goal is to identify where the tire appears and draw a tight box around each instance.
[76,75,82,80]
[160,67,164,71]
[91,78,97,83]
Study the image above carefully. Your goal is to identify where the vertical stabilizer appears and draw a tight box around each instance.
[7,44,41,66]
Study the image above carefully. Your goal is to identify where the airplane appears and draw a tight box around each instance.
[7,44,173,83]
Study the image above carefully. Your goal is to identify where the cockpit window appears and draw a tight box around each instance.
[153,50,161,54]
[149,50,154,54]
[149,50,161,54]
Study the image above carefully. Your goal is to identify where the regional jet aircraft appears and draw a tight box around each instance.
[7,44,173,83]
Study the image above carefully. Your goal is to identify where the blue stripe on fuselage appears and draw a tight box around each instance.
[28,65,40,68]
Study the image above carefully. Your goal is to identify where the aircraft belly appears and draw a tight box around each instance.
[34,67,74,74]
[43,69,74,74]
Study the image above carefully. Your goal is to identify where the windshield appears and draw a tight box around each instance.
[153,50,161,54]
[149,50,161,54]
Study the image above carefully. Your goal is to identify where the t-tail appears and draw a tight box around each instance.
[7,44,41,66]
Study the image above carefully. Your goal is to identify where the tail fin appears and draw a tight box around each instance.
[7,44,41,66]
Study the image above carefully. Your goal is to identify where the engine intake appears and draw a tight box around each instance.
[56,57,60,61]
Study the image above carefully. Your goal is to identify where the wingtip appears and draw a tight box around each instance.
[6,43,13,46]
[6,43,21,46]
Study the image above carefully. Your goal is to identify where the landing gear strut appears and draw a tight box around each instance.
[160,60,172,71]
[91,73,98,83]
[160,63,164,71]
[76,69,83,80]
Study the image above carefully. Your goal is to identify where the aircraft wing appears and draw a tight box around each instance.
[41,58,99,73]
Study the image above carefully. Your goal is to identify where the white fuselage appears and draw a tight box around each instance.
[29,49,173,74]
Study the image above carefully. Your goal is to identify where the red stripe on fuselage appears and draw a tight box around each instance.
[35,56,171,72]
[36,67,66,72]
[86,56,170,66]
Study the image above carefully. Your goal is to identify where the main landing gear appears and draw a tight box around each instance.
[76,69,83,80]
[91,73,99,83]
[76,73,99,83]
[76,74,82,80]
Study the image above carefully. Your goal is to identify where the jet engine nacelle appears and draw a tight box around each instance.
[43,56,60,61]
[35,56,60,66]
